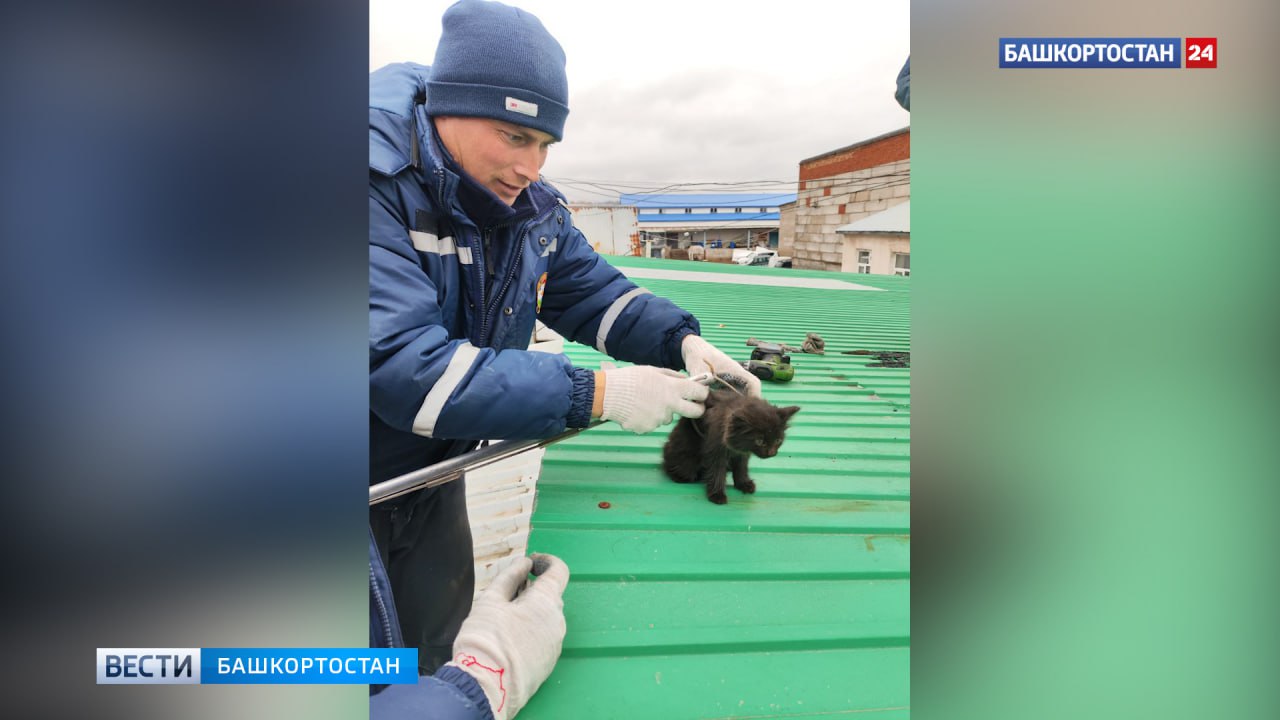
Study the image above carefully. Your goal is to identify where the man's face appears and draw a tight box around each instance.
[434,116,557,205]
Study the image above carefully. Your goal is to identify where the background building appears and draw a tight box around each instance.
[837,200,910,276]
[565,202,639,256]
[789,128,910,272]
[620,192,796,260]
[777,200,798,258]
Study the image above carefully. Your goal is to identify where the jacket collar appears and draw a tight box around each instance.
[369,62,431,178]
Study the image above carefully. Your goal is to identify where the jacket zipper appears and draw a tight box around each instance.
[473,227,487,327]
[481,200,554,345]
[482,228,495,300]
[370,564,396,648]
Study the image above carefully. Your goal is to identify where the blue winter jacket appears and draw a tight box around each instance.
[370,62,698,483]
[895,57,911,111]
[370,530,494,719]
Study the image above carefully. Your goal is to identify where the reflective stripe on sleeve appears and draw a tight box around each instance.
[595,288,653,355]
[411,343,482,437]
[409,230,473,265]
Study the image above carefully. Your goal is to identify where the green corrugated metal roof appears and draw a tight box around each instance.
[522,256,910,719]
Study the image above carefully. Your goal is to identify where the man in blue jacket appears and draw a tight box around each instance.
[369,0,761,705]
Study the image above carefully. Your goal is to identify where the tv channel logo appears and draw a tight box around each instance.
[97,648,201,684]
[97,647,418,685]
[1185,37,1217,68]
[999,37,1218,69]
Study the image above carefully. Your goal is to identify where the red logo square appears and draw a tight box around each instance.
[1185,37,1217,68]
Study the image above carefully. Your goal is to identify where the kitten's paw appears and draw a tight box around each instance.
[707,491,728,505]
[735,479,757,494]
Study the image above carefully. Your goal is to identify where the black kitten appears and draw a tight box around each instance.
[662,388,800,504]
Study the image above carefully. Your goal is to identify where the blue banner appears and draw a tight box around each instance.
[96,647,418,685]
[1000,38,1181,68]
[201,648,418,684]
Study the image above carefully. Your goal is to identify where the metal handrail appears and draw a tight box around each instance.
[368,371,716,506]
[368,421,603,506]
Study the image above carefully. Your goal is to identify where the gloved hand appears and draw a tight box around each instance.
[447,554,570,720]
[600,364,708,434]
[681,334,762,397]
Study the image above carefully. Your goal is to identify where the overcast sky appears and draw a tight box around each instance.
[370,0,910,202]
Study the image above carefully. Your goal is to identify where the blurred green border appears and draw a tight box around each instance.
[912,3,1280,719]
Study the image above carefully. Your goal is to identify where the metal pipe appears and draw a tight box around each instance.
[369,421,602,506]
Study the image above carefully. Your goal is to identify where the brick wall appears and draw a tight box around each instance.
[799,130,911,181]
[792,129,910,272]
[792,159,909,271]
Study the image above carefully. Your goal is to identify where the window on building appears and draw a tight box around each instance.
[734,207,743,213]
[759,207,769,213]
[894,253,910,277]
[684,208,692,214]
[857,249,871,274]
[656,208,664,214]
[709,208,718,214]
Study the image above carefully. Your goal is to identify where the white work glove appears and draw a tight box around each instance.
[681,334,762,397]
[447,554,570,720]
[600,364,708,434]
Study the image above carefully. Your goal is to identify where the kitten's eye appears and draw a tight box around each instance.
[755,438,766,447]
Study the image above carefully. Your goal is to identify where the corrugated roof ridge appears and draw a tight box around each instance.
[523,253,909,719]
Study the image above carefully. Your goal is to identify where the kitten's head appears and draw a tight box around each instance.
[728,399,801,458]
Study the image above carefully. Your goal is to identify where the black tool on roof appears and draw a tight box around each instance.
[742,338,797,382]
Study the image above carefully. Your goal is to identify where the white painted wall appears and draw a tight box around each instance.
[568,205,638,256]
[465,326,566,596]
[840,233,911,275]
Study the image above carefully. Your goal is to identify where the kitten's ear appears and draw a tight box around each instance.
[777,406,801,421]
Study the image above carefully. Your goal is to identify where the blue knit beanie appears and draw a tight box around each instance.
[426,0,569,141]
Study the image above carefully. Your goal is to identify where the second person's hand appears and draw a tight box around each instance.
[681,334,763,397]
[448,554,570,720]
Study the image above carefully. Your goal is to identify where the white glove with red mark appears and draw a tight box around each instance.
[446,554,570,720]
